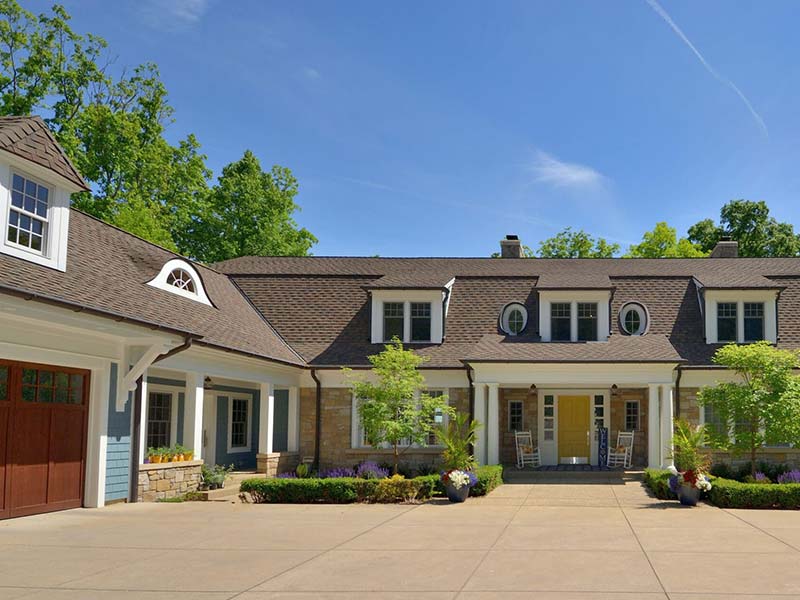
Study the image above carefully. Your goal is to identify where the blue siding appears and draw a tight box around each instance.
[214,386,260,469]
[176,392,185,445]
[105,363,132,502]
[273,389,289,452]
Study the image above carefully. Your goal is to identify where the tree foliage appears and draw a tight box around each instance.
[0,0,315,260]
[344,339,453,474]
[698,342,800,476]
[688,200,800,257]
[625,222,707,258]
[537,227,619,258]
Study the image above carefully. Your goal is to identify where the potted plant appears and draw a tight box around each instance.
[159,447,172,463]
[201,464,234,490]
[147,447,162,464]
[668,419,713,506]
[435,412,481,503]
[174,444,189,461]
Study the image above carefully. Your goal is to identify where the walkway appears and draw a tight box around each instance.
[0,479,798,598]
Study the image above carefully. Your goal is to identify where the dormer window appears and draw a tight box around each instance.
[703,291,777,344]
[147,259,212,306]
[370,292,446,344]
[166,268,196,293]
[8,173,49,254]
[619,302,649,336]
[717,302,737,343]
[500,302,528,336]
[383,302,404,341]
[744,302,764,342]
[410,302,431,342]
[577,302,598,341]
[551,303,571,341]
[538,291,611,342]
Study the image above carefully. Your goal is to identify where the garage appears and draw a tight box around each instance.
[0,360,89,519]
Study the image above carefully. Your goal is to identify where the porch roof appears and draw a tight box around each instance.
[464,333,684,363]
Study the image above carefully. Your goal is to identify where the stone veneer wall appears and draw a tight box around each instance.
[299,386,471,471]
[680,386,800,469]
[499,388,537,465]
[610,388,648,467]
[257,452,300,477]
[137,460,202,502]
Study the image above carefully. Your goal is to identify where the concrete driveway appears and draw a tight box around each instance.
[0,479,799,599]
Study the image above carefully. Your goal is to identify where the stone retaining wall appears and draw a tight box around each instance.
[138,460,203,502]
[257,452,300,476]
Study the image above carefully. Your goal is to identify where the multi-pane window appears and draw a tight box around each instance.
[230,397,249,449]
[509,400,523,431]
[551,303,571,341]
[625,400,640,431]
[166,268,196,293]
[383,302,404,341]
[410,302,432,342]
[577,303,598,341]
[0,365,7,401]
[7,173,49,253]
[21,367,84,404]
[703,404,728,439]
[593,394,605,441]
[147,392,172,448]
[744,302,765,342]
[543,395,555,440]
[717,302,737,342]
[508,308,525,335]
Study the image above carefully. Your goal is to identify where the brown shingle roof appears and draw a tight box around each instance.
[465,333,683,363]
[0,116,88,191]
[222,256,800,368]
[366,271,454,289]
[0,211,304,366]
[536,272,612,289]
[694,272,783,289]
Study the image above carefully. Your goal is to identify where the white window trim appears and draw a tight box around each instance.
[508,399,524,432]
[500,302,529,336]
[147,258,213,306]
[370,289,444,344]
[624,399,640,431]
[619,302,650,336]
[0,161,71,272]
[226,394,253,454]
[704,290,778,344]
[146,385,180,449]
[351,389,448,448]
[538,291,611,342]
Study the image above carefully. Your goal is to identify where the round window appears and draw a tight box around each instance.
[619,302,648,336]
[500,302,528,336]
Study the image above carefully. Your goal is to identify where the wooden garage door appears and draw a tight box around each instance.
[0,360,89,520]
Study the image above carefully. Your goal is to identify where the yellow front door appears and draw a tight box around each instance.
[558,395,590,461]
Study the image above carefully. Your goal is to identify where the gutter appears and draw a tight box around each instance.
[311,368,322,469]
[128,335,196,503]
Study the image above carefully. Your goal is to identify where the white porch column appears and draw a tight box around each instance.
[473,383,487,465]
[660,384,674,468]
[486,383,499,465]
[287,386,300,453]
[258,381,275,455]
[136,372,149,465]
[183,372,204,458]
[647,384,661,469]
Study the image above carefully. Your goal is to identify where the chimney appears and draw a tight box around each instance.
[710,236,738,258]
[500,235,522,258]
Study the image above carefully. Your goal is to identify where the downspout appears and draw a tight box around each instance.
[128,336,195,503]
[311,368,322,469]
[466,365,475,454]
[441,286,450,341]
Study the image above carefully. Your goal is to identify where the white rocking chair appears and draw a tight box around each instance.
[607,431,634,468]
[514,430,541,468]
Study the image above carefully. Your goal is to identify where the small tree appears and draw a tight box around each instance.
[345,339,453,475]
[698,342,800,476]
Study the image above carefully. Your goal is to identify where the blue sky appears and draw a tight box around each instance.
[29,0,800,256]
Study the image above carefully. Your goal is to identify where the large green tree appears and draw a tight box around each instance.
[537,227,619,258]
[185,151,317,263]
[688,200,800,257]
[699,342,800,476]
[625,222,707,258]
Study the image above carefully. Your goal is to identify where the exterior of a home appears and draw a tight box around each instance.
[1,115,799,519]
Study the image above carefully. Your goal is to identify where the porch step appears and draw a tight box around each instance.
[195,471,263,502]
[504,467,644,484]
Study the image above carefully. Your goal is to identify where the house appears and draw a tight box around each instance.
[1,115,798,519]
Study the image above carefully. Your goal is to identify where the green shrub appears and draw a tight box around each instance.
[471,465,504,497]
[708,477,800,509]
[241,475,438,504]
[643,468,674,500]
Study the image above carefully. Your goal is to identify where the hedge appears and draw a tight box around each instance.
[240,466,504,504]
[643,468,674,500]
[708,477,800,510]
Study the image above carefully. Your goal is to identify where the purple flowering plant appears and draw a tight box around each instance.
[320,467,356,479]
[355,461,389,479]
[777,470,800,484]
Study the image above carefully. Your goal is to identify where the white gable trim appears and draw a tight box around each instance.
[147,258,212,306]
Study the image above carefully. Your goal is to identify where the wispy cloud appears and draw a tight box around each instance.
[337,176,400,192]
[139,0,209,30]
[530,150,607,189]
[645,0,768,136]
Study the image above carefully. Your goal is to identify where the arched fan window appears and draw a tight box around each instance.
[147,259,212,306]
